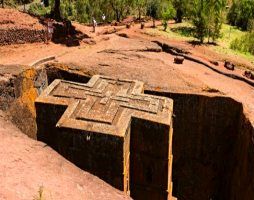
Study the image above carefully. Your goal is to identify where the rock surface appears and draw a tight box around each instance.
[0,116,131,200]
[0,8,45,45]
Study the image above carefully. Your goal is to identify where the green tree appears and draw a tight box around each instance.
[109,0,135,22]
[212,0,226,41]
[191,0,208,43]
[147,0,161,27]
[191,0,225,43]
[227,0,254,30]
[162,3,176,31]
[135,0,147,20]
[206,0,226,42]
[75,0,89,23]
[172,0,190,23]
[60,0,74,19]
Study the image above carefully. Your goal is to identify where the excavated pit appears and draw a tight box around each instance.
[1,65,254,200]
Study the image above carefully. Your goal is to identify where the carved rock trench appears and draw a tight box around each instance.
[0,64,253,200]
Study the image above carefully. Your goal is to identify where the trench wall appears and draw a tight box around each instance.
[0,67,47,138]
[145,90,254,200]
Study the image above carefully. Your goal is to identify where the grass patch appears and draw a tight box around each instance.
[170,22,195,37]
[217,24,246,48]
[212,45,254,65]
[33,186,46,200]
[230,32,254,55]
[144,22,195,41]
[145,21,254,70]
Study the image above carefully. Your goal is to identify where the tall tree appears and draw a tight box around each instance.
[172,0,190,23]
[53,0,61,20]
[191,0,208,43]
[75,0,89,23]
[162,2,176,31]
[191,0,226,43]
[109,0,135,22]
[135,0,147,20]
[147,0,161,27]
[211,0,226,41]
[227,0,254,30]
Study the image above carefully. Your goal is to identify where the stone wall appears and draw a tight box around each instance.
[0,28,45,45]
[130,118,173,200]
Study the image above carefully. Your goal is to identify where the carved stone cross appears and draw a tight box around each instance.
[36,75,174,200]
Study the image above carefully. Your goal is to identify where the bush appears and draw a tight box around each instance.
[28,3,51,16]
[230,31,254,55]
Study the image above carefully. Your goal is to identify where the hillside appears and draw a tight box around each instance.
[0,8,45,45]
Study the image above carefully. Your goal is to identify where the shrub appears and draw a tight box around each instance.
[230,31,254,55]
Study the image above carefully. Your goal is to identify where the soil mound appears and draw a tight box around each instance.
[0,8,45,45]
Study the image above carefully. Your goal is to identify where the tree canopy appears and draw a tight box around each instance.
[24,0,254,44]
[227,0,254,31]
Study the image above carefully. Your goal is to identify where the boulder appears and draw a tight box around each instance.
[210,60,219,66]
[141,22,145,29]
[174,56,185,64]
[244,70,254,80]
[224,61,235,70]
